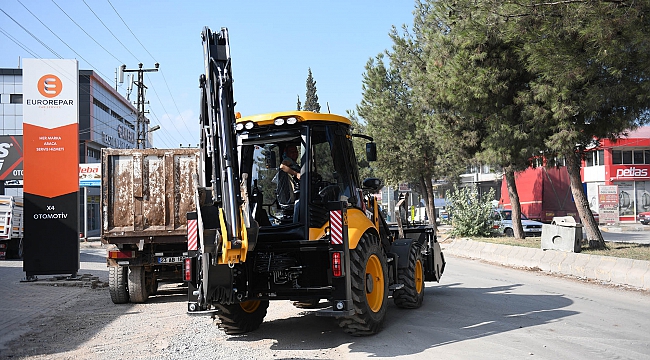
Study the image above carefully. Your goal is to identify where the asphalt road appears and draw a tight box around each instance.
[2,244,649,359]
[601,228,650,244]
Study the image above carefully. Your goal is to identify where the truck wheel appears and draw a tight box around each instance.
[393,244,424,309]
[504,228,514,237]
[109,266,129,304]
[338,232,388,336]
[128,266,149,303]
[17,238,23,259]
[214,300,269,334]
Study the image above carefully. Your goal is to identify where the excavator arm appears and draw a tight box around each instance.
[198,27,254,265]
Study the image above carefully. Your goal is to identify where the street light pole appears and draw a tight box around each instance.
[119,63,159,149]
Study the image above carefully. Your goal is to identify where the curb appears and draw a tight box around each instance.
[442,239,650,291]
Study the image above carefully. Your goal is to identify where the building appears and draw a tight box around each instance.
[460,163,502,200]
[582,127,650,222]
[0,66,157,237]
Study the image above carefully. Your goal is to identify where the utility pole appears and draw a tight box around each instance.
[119,63,159,149]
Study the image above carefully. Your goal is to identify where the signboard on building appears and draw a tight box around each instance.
[22,59,79,277]
[598,185,619,225]
[0,135,23,180]
[79,163,100,187]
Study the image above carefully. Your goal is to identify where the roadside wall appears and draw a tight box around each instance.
[443,239,650,291]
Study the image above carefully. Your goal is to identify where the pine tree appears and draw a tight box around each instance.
[303,68,321,113]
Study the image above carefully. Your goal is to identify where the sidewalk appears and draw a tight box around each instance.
[0,241,109,351]
[441,238,650,291]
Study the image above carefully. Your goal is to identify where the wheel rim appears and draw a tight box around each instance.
[365,254,384,313]
[415,259,424,294]
[240,300,261,313]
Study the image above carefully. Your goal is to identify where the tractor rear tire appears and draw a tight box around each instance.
[393,244,425,309]
[214,300,270,335]
[338,232,388,336]
[109,266,129,304]
[128,266,149,303]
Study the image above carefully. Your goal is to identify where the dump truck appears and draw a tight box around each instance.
[0,195,24,260]
[183,27,445,336]
[101,148,201,303]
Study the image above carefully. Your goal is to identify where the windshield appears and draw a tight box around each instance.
[238,123,361,227]
[499,210,529,221]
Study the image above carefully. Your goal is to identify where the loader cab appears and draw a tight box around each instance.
[237,112,364,238]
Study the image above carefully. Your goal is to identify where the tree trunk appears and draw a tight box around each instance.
[419,175,438,234]
[504,166,525,239]
[564,151,606,249]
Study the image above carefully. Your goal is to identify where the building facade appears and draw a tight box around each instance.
[582,127,650,222]
[1,66,155,236]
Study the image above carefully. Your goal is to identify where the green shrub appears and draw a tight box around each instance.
[447,185,496,238]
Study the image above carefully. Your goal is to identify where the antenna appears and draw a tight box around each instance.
[126,74,134,101]
[327,102,331,113]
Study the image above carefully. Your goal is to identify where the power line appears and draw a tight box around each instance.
[106,0,155,61]
[0,26,39,58]
[50,0,124,65]
[15,0,113,82]
[82,0,139,63]
[145,73,194,144]
[0,8,62,58]
[107,0,194,140]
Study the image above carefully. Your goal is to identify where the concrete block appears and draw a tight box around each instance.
[529,249,546,269]
[541,223,582,253]
[570,253,592,278]
[628,260,650,290]
[610,258,635,286]
[594,256,617,282]
[481,243,499,262]
[558,252,578,276]
[509,247,530,268]
[584,256,604,279]
[539,250,559,272]
[548,251,568,273]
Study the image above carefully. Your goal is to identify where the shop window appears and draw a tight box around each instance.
[10,94,22,104]
[613,150,622,164]
[646,150,650,165]
[634,150,645,164]
[597,150,604,166]
[622,150,632,164]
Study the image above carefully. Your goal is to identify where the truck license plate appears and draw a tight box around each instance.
[157,256,183,264]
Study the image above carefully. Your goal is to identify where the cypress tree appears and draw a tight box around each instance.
[303,68,321,113]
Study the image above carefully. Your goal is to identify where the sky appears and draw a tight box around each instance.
[0,0,417,149]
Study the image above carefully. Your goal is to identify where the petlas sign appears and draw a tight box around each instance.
[614,166,650,179]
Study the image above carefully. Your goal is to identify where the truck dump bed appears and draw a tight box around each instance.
[101,148,201,244]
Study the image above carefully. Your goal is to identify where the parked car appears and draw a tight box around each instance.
[492,209,544,237]
[638,211,650,225]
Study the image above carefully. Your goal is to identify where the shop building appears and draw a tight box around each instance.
[0,67,156,237]
[582,127,650,222]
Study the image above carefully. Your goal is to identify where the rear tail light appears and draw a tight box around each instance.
[331,251,343,277]
[108,250,135,259]
[184,258,193,281]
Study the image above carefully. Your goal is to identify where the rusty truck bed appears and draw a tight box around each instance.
[101,148,201,244]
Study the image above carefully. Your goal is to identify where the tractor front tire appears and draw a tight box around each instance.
[109,266,129,304]
[338,232,388,336]
[214,300,270,335]
[393,243,425,309]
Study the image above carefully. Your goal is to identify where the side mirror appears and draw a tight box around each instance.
[362,178,382,192]
[366,142,377,162]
